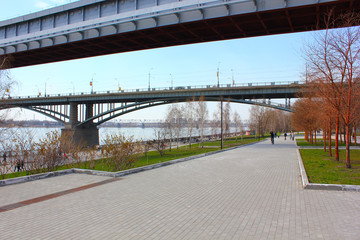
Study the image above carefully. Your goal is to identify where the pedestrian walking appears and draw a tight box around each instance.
[14,159,21,172]
[284,132,287,140]
[270,131,275,144]
[21,160,25,171]
[291,131,295,141]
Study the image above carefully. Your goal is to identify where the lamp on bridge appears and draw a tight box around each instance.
[231,69,235,86]
[217,62,221,87]
[148,68,153,91]
[91,73,95,94]
[115,78,121,92]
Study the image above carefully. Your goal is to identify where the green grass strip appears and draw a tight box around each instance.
[296,138,357,147]
[300,149,360,185]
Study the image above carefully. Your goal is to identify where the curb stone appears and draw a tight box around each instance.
[0,169,74,186]
[297,148,360,192]
[0,139,265,187]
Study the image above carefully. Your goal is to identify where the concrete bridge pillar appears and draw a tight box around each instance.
[69,102,79,127]
[62,103,99,146]
[86,103,93,121]
[285,98,291,108]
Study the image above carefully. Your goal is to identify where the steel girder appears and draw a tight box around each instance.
[84,97,293,127]
[10,96,292,127]
[23,106,68,123]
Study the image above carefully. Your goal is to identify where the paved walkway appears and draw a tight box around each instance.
[0,138,359,239]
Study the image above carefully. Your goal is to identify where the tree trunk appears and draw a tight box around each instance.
[346,125,351,168]
[349,127,352,145]
[169,131,172,152]
[335,116,339,161]
[314,130,317,146]
[328,119,332,157]
[323,130,327,152]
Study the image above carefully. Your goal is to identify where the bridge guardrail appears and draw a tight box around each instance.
[9,81,303,100]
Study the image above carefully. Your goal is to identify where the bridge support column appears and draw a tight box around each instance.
[69,103,79,127]
[62,103,99,146]
[62,124,99,146]
[86,103,93,120]
[285,98,291,108]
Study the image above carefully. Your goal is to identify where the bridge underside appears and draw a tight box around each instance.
[4,0,359,68]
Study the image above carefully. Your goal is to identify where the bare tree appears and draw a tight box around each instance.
[0,57,16,151]
[233,111,242,141]
[224,99,231,137]
[152,126,166,157]
[0,57,13,101]
[249,105,269,137]
[183,98,196,148]
[303,11,360,167]
[211,111,220,139]
[162,104,184,149]
[197,96,208,148]
[291,98,322,145]
[10,129,36,173]
[164,105,176,151]
[173,105,184,149]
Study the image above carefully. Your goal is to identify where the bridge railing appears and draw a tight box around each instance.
[9,81,303,100]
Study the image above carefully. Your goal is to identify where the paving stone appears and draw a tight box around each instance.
[0,138,359,239]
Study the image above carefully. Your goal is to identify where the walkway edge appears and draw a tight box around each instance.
[0,169,74,187]
[0,140,264,187]
[297,148,360,192]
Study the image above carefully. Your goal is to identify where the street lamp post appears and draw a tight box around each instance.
[91,73,95,94]
[170,74,173,88]
[148,68,153,91]
[115,78,121,91]
[231,69,234,86]
[217,62,221,87]
[258,115,261,141]
[71,81,75,94]
[220,96,223,149]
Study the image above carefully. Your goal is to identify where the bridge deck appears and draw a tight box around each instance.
[0,82,302,106]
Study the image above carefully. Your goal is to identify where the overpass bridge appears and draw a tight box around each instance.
[1,0,359,68]
[0,81,302,145]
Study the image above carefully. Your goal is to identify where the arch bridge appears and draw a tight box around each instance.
[0,81,301,145]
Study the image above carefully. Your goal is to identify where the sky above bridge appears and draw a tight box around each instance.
[1,0,309,121]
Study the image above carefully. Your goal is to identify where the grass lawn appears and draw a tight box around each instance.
[300,149,360,185]
[296,138,357,147]
[1,137,265,179]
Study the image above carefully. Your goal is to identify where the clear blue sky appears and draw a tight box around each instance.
[1,0,309,121]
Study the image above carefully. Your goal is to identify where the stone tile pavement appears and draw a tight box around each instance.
[0,138,359,239]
